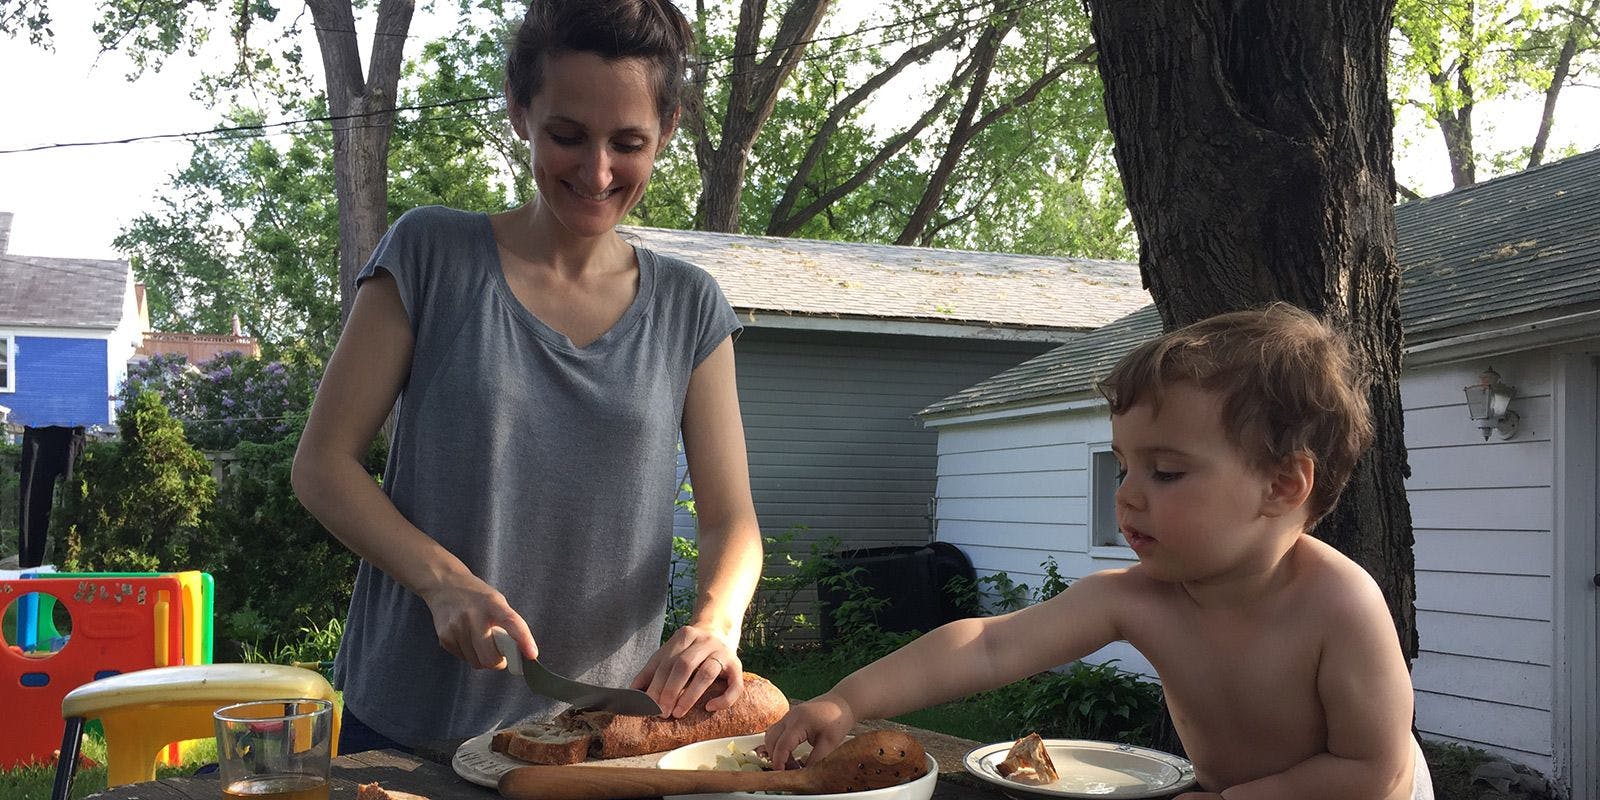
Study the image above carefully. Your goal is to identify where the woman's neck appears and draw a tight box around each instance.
[507,199,628,277]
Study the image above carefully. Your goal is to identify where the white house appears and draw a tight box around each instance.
[916,149,1600,798]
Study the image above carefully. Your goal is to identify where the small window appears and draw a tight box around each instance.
[1089,444,1124,548]
[0,335,13,393]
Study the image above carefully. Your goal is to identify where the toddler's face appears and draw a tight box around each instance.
[1109,382,1282,583]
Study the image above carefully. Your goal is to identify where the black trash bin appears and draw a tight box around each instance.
[818,541,975,644]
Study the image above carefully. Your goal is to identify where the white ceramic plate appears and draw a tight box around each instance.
[452,730,526,789]
[656,733,939,800]
[962,739,1196,799]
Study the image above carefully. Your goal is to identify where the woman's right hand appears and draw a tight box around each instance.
[418,575,537,669]
[763,692,857,771]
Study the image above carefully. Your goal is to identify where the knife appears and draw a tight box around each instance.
[491,628,663,717]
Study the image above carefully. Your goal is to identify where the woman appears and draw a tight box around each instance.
[291,0,764,752]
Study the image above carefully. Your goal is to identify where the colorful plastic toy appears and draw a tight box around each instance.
[0,575,186,770]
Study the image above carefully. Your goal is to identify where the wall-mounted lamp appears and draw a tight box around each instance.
[1463,367,1518,441]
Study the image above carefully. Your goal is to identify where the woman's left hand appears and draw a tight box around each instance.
[631,624,742,718]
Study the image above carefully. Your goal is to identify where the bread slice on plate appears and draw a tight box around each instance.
[996,732,1059,785]
[490,721,596,766]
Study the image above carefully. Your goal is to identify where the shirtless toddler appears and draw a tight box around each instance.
[764,304,1432,800]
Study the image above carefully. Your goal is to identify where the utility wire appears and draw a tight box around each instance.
[0,0,1049,156]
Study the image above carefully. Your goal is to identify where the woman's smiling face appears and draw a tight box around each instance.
[510,51,675,239]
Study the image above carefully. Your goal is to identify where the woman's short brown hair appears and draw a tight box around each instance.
[506,0,693,130]
[1097,303,1375,525]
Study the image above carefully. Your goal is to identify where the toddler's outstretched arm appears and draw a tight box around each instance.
[764,577,1123,769]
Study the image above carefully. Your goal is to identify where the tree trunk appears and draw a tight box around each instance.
[1433,65,1477,188]
[1529,0,1597,168]
[694,0,832,232]
[306,0,414,326]
[1084,0,1417,660]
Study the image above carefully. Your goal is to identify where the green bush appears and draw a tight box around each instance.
[46,388,377,655]
[0,443,18,562]
[999,660,1167,746]
[205,427,370,654]
[56,391,217,574]
[664,527,843,661]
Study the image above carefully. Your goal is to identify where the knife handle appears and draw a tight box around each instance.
[497,765,815,800]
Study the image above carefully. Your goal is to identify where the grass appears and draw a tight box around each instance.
[0,737,216,800]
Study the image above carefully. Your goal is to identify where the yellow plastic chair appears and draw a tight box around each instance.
[51,664,341,800]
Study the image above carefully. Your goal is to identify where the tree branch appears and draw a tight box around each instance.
[767,19,975,234]
[896,4,1019,245]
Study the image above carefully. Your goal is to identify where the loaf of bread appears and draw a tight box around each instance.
[491,672,789,764]
[996,732,1058,785]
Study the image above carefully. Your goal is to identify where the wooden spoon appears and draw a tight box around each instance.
[497,730,929,800]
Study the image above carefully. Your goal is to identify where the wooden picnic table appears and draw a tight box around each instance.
[86,720,1008,800]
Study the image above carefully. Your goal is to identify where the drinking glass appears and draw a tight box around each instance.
[213,698,334,800]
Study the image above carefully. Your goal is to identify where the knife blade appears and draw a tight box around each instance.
[491,628,663,717]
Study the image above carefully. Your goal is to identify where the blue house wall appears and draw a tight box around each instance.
[5,336,111,427]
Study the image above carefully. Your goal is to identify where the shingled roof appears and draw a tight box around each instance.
[0,254,132,330]
[921,147,1600,418]
[623,226,1148,333]
[1397,148,1600,337]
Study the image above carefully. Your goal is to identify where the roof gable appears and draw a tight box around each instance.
[0,255,132,330]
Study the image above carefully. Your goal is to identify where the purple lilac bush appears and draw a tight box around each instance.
[117,349,322,450]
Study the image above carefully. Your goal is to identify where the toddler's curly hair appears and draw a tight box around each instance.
[1098,303,1375,525]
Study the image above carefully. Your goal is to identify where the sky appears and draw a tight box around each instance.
[0,5,1597,261]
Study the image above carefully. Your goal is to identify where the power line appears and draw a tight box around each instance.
[0,0,1052,156]
[0,95,501,155]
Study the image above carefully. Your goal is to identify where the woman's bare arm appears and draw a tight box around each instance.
[291,272,535,669]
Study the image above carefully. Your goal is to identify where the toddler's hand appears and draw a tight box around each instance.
[763,693,856,771]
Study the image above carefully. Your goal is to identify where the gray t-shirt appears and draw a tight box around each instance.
[333,205,741,745]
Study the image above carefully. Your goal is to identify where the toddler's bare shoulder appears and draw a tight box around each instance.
[1296,546,1390,619]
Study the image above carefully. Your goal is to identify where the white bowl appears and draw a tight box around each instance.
[656,733,939,800]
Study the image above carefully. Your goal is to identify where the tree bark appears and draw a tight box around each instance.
[694,0,832,233]
[306,0,414,326]
[1084,0,1417,660]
